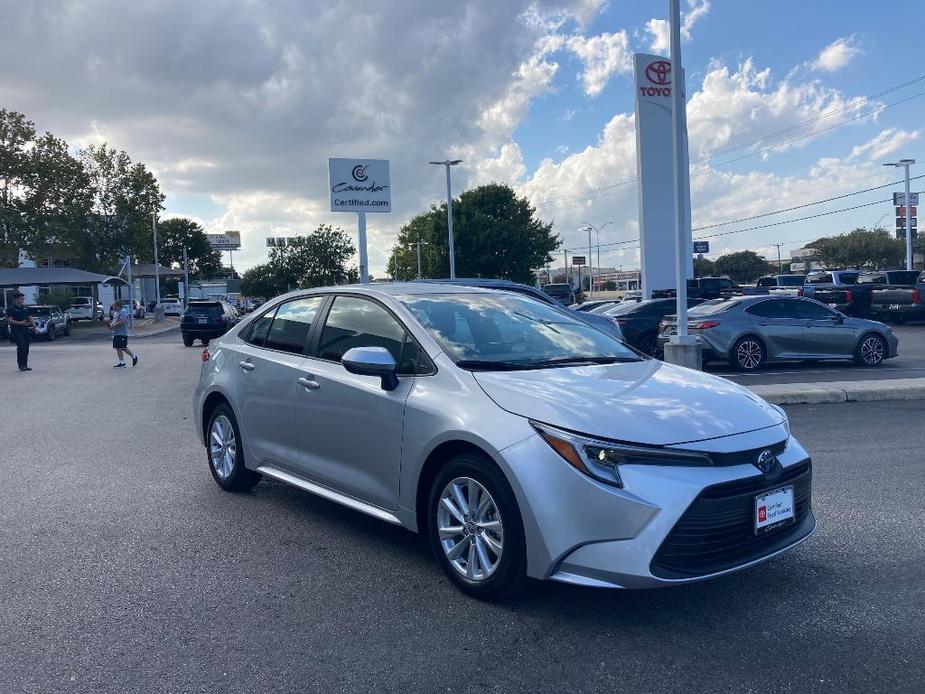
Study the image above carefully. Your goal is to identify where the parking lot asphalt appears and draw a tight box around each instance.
[1,335,923,693]
[709,323,925,385]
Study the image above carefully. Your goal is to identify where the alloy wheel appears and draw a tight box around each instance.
[209,414,236,479]
[736,340,762,370]
[860,336,884,365]
[437,477,504,582]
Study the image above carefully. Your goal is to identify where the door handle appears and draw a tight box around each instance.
[298,376,321,390]
[239,360,255,371]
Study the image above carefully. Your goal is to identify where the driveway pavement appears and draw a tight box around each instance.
[0,336,922,693]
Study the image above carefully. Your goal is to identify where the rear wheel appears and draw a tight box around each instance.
[64,322,71,336]
[731,336,765,371]
[182,335,194,347]
[855,334,886,367]
[47,326,56,341]
[206,404,261,492]
[428,453,527,600]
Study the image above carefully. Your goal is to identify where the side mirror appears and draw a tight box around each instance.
[342,346,399,391]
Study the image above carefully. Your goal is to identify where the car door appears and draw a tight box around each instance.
[745,299,807,358]
[292,294,424,511]
[232,296,325,467]
[793,299,855,357]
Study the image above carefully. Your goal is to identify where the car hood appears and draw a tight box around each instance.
[472,360,784,446]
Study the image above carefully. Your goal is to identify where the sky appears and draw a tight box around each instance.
[1,0,923,276]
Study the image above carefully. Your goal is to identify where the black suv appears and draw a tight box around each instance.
[181,300,239,346]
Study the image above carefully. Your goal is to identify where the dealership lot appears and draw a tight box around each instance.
[1,334,922,693]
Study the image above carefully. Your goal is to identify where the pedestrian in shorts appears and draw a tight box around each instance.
[109,300,138,368]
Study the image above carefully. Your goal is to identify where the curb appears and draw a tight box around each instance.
[748,378,925,405]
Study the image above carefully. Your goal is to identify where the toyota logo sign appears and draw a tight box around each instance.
[640,60,672,97]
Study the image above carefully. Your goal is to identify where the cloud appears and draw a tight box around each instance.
[565,31,632,96]
[848,128,920,161]
[646,0,711,54]
[810,36,862,72]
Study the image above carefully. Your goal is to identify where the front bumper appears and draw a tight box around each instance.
[500,424,814,588]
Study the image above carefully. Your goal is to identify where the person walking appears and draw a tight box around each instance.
[7,291,36,371]
[109,300,138,368]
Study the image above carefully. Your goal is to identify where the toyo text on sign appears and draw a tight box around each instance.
[328,158,391,213]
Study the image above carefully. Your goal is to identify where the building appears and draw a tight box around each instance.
[789,246,823,273]
[0,267,129,310]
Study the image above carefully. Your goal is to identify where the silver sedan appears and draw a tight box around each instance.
[658,296,899,371]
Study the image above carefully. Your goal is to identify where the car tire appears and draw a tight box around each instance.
[854,333,886,367]
[731,336,765,371]
[182,335,194,347]
[202,339,210,346]
[427,453,527,600]
[206,404,261,492]
[47,325,55,341]
[638,332,659,358]
[64,322,71,336]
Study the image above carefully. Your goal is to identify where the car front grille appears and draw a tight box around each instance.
[650,460,812,579]
[709,440,787,467]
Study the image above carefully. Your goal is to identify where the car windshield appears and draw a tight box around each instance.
[836,273,859,285]
[777,275,805,286]
[187,304,221,316]
[689,298,741,315]
[604,300,648,316]
[399,293,640,370]
[28,307,52,316]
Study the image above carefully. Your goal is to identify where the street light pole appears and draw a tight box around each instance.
[429,160,463,278]
[580,221,616,296]
[586,226,593,299]
[152,212,161,306]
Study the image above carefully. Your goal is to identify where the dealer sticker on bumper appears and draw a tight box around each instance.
[755,485,795,534]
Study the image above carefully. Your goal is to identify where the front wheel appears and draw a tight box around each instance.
[64,322,71,336]
[206,404,261,492]
[428,453,527,600]
[855,334,886,367]
[182,335,194,347]
[47,326,56,341]
[731,336,765,371]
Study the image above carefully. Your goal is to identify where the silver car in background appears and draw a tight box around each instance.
[659,296,898,371]
[194,284,815,599]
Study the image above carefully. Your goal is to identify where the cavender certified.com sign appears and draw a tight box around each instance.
[328,158,391,213]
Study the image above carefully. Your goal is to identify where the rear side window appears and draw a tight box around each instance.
[317,296,426,375]
[746,300,790,318]
[264,297,324,354]
[857,274,885,284]
[244,308,277,347]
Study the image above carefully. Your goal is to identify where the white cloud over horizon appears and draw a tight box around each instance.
[810,36,863,72]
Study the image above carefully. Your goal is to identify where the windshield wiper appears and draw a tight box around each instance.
[456,355,640,371]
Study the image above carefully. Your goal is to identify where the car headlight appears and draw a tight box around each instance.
[532,421,711,488]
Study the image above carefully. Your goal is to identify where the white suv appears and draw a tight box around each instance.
[67,297,102,322]
[160,298,183,316]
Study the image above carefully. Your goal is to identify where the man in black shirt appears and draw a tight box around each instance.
[7,292,36,371]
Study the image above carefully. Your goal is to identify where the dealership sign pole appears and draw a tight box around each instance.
[329,159,391,284]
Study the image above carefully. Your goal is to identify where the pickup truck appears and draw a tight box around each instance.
[812,270,919,316]
[746,274,807,296]
[869,271,925,322]
[801,270,862,313]
[654,277,741,300]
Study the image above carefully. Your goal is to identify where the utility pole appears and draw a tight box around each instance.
[152,212,161,307]
[182,247,189,309]
[586,226,594,299]
[884,159,916,270]
[407,240,428,279]
[429,160,463,278]
[562,248,568,286]
[772,243,783,272]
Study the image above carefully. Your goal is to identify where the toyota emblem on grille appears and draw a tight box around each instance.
[755,449,775,473]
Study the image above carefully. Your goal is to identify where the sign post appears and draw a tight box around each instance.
[329,158,391,284]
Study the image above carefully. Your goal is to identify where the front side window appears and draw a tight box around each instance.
[243,307,277,347]
[794,300,837,320]
[317,296,425,374]
[264,297,324,354]
[400,292,639,370]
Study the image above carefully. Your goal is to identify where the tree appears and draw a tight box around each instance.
[811,228,905,269]
[713,251,772,283]
[240,263,289,299]
[693,256,715,278]
[0,109,36,261]
[78,144,164,272]
[156,217,224,279]
[390,183,559,284]
[267,224,357,288]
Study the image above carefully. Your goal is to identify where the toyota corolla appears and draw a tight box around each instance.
[193,284,814,599]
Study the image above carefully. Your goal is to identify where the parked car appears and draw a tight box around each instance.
[869,271,925,323]
[415,278,623,341]
[542,283,576,305]
[803,270,861,303]
[28,305,71,340]
[195,283,814,599]
[603,297,703,356]
[161,297,183,316]
[66,296,104,322]
[181,300,239,346]
[574,299,621,313]
[748,274,806,296]
[109,300,145,320]
[244,298,264,313]
[657,296,898,371]
[812,270,919,316]
[686,276,742,300]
